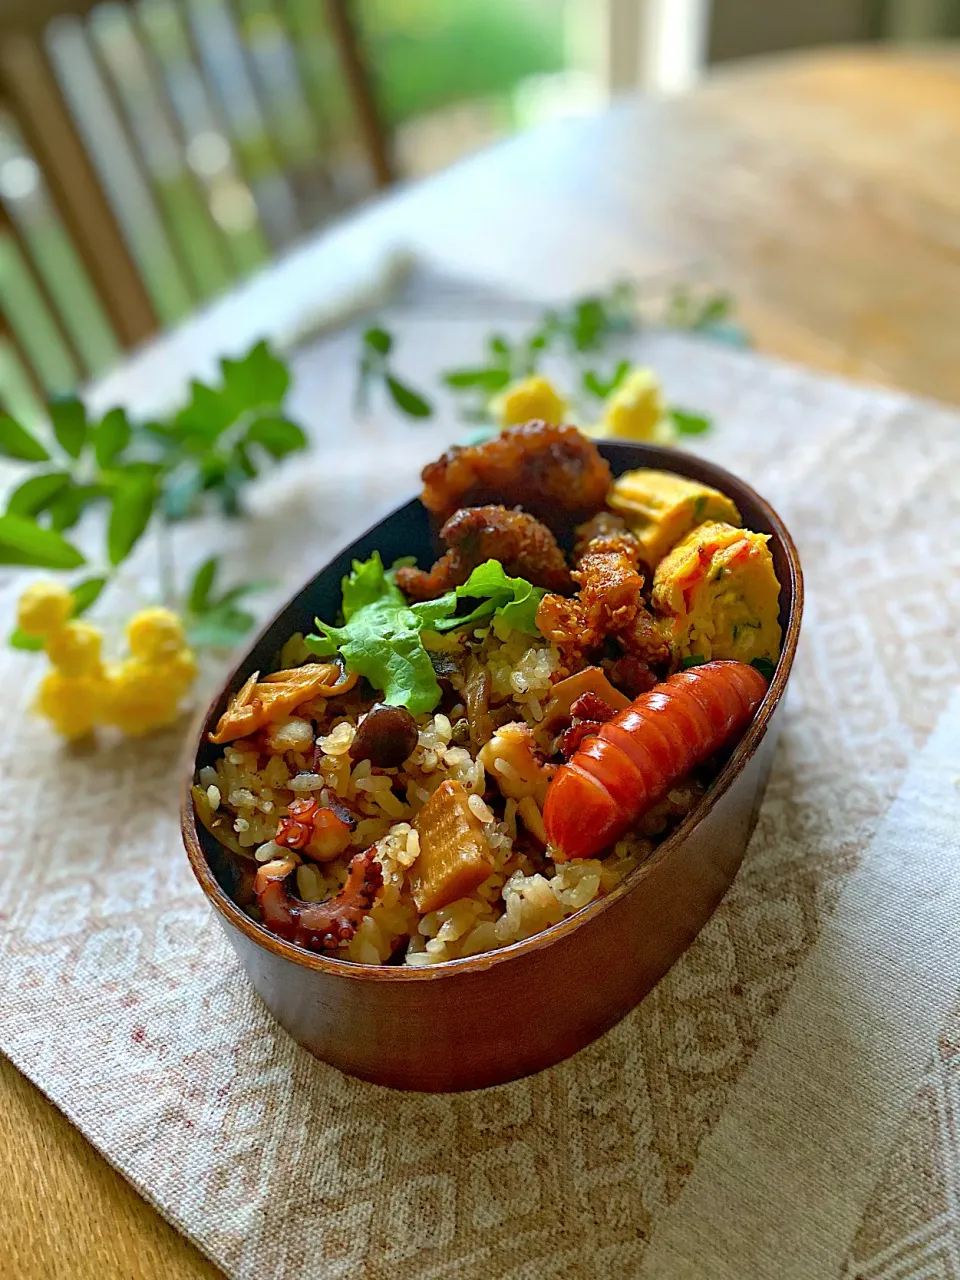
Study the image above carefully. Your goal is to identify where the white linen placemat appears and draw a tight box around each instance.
[1,313,959,1279]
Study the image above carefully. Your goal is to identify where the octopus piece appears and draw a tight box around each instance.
[571,691,619,722]
[274,796,355,863]
[209,662,358,744]
[254,848,382,951]
[540,665,630,730]
[417,421,611,534]
[559,722,602,758]
[396,505,573,602]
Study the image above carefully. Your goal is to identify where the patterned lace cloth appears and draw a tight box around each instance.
[1,318,958,1280]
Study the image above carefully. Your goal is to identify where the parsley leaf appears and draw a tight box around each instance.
[107,475,155,566]
[94,407,132,468]
[7,471,71,518]
[751,656,776,680]
[71,576,108,615]
[357,326,433,421]
[186,606,257,650]
[304,554,546,713]
[185,555,273,649]
[363,327,393,357]
[244,416,307,458]
[9,627,44,651]
[693,293,732,328]
[220,340,290,413]
[582,359,631,400]
[173,380,236,443]
[189,557,219,614]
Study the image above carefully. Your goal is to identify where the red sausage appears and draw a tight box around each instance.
[543,660,769,860]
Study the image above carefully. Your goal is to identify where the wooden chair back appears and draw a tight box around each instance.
[0,0,391,407]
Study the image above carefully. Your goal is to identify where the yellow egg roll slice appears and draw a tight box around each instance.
[609,468,741,568]
[652,521,782,668]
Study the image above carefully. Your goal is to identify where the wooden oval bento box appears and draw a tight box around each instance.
[182,441,803,1091]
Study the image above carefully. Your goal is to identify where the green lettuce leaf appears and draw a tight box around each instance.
[305,553,441,714]
[421,560,545,635]
[304,554,546,712]
[342,550,400,619]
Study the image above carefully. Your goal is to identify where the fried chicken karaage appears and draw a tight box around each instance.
[536,518,669,680]
[396,505,573,601]
[418,421,611,534]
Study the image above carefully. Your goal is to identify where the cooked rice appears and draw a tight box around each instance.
[199,630,699,966]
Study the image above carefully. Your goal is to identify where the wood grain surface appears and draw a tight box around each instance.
[3,45,957,1279]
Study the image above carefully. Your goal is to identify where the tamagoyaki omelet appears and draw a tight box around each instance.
[609,468,742,569]
[652,520,782,668]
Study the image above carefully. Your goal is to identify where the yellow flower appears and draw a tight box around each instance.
[103,649,197,736]
[28,599,199,741]
[126,607,188,662]
[161,649,199,689]
[45,621,105,678]
[492,375,566,428]
[104,661,180,735]
[17,580,73,638]
[35,670,104,741]
[595,367,667,441]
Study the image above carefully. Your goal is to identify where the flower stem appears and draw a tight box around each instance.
[156,518,176,609]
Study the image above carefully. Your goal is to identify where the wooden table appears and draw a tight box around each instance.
[4,45,959,1280]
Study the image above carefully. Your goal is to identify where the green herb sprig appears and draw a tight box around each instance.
[668,409,712,436]
[441,283,640,424]
[2,340,306,650]
[581,361,632,401]
[185,555,274,650]
[356,327,432,420]
[358,279,739,432]
[663,287,749,346]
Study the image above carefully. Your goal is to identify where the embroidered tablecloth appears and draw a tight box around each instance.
[1,298,958,1279]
